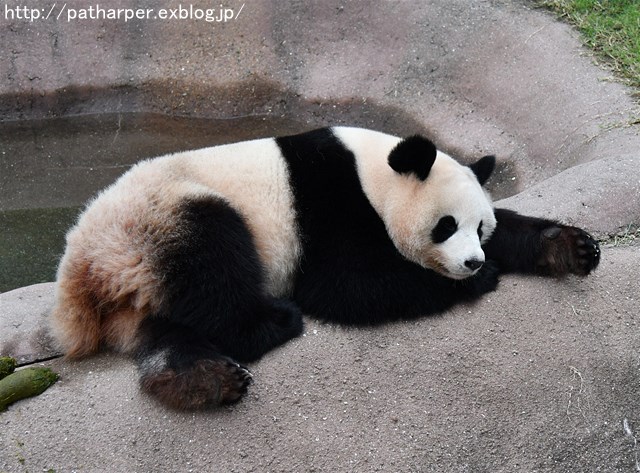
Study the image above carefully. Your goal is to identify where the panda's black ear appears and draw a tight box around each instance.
[469,155,496,186]
[388,135,437,181]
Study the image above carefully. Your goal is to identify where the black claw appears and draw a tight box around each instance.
[574,229,601,272]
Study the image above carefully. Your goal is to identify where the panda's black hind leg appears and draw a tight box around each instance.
[136,194,303,409]
[218,297,304,363]
[135,318,253,409]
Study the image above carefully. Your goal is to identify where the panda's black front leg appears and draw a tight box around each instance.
[484,208,600,276]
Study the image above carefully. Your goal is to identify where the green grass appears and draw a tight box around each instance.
[599,222,640,246]
[540,0,640,88]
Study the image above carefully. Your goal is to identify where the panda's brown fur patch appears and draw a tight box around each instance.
[51,140,301,359]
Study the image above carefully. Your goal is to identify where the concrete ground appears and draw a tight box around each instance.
[1,0,639,471]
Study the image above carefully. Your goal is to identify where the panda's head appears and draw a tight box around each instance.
[383,135,497,280]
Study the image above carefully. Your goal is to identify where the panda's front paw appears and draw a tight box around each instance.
[470,260,500,295]
[538,225,600,276]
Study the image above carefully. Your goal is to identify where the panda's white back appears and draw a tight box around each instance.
[73,137,302,299]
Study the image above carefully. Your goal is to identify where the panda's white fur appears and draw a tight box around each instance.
[334,127,496,279]
[53,138,301,356]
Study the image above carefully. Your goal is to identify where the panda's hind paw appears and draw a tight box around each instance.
[539,225,601,276]
[140,356,253,410]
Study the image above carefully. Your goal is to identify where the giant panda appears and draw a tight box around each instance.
[51,127,600,409]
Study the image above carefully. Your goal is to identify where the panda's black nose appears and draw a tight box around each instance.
[464,259,484,270]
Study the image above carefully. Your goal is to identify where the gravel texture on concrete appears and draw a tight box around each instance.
[1,1,639,472]
[1,247,639,472]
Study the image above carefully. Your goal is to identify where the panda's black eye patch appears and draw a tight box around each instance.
[432,216,457,243]
[478,221,483,240]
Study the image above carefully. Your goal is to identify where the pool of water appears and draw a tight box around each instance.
[0,207,80,292]
[0,113,305,292]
